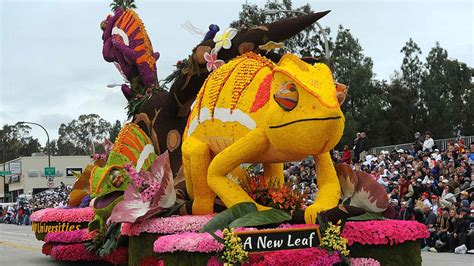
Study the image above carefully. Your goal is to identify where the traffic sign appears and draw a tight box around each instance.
[47,180,54,188]
[66,168,82,177]
[0,171,12,175]
[45,167,56,177]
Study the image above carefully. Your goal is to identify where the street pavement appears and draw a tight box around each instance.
[1,223,473,265]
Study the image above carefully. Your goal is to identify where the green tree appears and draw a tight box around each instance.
[57,114,112,155]
[421,43,474,138]
[108,120,122,143]
[0,124,41,163]
[230,0,330,59]
[330,26,379,147]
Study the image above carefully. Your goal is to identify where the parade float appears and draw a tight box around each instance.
[30,1,429,265]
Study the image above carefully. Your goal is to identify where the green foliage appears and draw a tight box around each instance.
[349,241,422,266]
[57,114,112,156]
[228,208,291,228]
[110,0,136,11]
[129,233,161,266]
[108,120,122,143]
[200,202,257,233]
[0,124,41,163]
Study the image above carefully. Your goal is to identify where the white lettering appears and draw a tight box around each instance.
[287,234,294,247]
[273,239,284,248]
[257,236,267,249]
[309,232,315,247]
[243,237,253,250]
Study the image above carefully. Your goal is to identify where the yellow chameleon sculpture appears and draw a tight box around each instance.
[182,52,346,224]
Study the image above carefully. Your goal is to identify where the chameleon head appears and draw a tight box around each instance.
[264,54,346,157]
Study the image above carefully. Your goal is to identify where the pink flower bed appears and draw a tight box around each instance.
[122,215,215,236]
[207,248,341,266]
[154,232,224,253]
[44,229,95,244]
[49,243,127,263]
[342,220,429,246]
[349,257,381,266]
[103,246,128,265]
[50,243,100,261]
[30,207,94,223]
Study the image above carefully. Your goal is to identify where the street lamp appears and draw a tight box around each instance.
[262,9,331,61]
[107,83,122,88]
[18,121,51,168]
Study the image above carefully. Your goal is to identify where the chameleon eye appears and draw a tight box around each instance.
[273,82,298,111]
[109,169,124,187]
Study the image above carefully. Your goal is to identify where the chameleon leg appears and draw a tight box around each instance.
[263,163,284,188]
[182,137,216,215]
[182,153,193,200]
[207,129,271,211]
[304,152,341,224]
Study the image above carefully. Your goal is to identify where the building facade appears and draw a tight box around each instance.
[0,155,92,202]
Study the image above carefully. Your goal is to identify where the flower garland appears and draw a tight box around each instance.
[121,214,215,236]
[30,207,94,223]
[342,220,429,246]
[44,229,96,244]
[220,228,248,264]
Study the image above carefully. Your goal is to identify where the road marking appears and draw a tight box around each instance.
[0,230,35,237]
[0,241,41,252]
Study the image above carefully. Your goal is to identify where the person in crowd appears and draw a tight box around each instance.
[341,145,352,164]
[353,132,362,163]
[422,204,438,251]
[423,132,435,152]
[413,132,424,153]
[358,132,370,163]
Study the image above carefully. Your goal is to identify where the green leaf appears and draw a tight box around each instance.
[229,209,291,228]
[200,202,257,233]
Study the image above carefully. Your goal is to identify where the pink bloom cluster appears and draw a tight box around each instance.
[121,215,215,236]
[349,257,381,266]
[92,153,106,161]
[154,232,224,253]
[103,246,128,265]
[124,163,161,202]
[50,243,100,261]
[30,207,94,223]
[342,220,429,246]
[49,243,127,263]
[207,248,341,266]
[44,229,95,244]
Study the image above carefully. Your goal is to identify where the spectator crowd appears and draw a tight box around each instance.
[0,182,72,225]
[284,131,474,254]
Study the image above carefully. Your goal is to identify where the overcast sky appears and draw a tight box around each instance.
[1,0,472,145]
